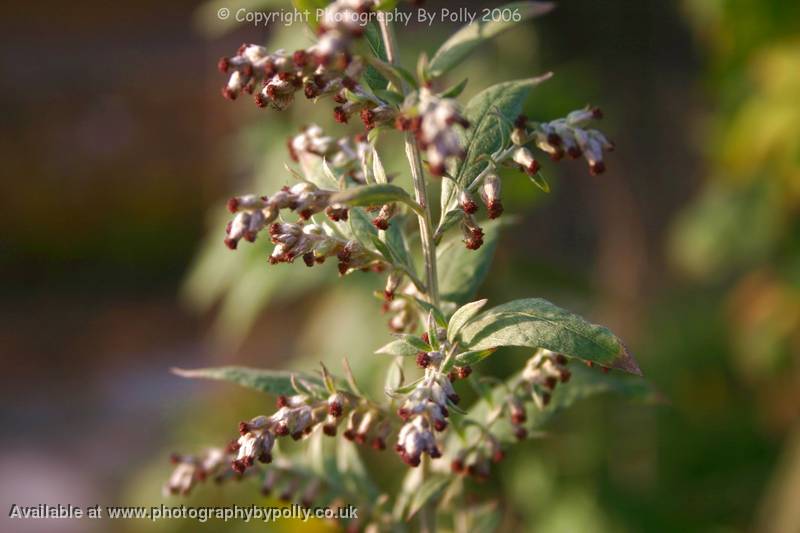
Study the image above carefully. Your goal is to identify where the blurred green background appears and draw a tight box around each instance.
[2,0,799,532]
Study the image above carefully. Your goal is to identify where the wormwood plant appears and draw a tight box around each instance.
[166,1,648,530]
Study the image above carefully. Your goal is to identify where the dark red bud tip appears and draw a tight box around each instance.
[555,354,568,365]
[217,57,230,73]
[371,437,386,450]
[526,160,541,175]
[372,217,389,230]
[224,238,238,250]
[451,459,465,473]
[457,366,472,379]
[254,93,268,108]
[448,393,461,405]
[589,161,606,175]
[328,402,343,418]
[416,352,431,368]
[292,50,307,67]
[227,440,240,453]
[238,421,249,435]
[323,424,337,437]
[222,87,237,100]
[428,163,445,177]
[461,200,478,214]
[333,107,348,124]
[487,201,504,219]
[492,450,505,463]
[275,424,290,436]
[397,407,410,420]
[514,114,528,129]
[514,427,528,440]
[258,452,272,464]
[276,395,289,408]
[448,370,458,382]
[360,108,375,130]
[302,252,315,267]
[561,369,572,383]
[169,453,181,464]
[567,146,582,159]
[291,431,303,441]
[231,460,246,474]
[354,433,367,445]
[545,376,558,390]
[343,429,356,441]
[511,412,526,425]
[542,392,551,406]
[434,419,447,432]
[420,332,429,344]
[591,107,603,119]
[547,133,562,146]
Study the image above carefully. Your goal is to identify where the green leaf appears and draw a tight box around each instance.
[383,216,414,271]
[457,298,642,374]
[332,184,417,211]
[439,75,552,230]
[364,56,418,91]
[440,78,469,99]
[349,207,379,252]
[375,337,424,357]
[437,219,502,304]
[363,22,389,90]
[407,476,450,520]
[453,348,497,368]
[528,171,550,192]
[373,89,405,106]
[448,299,489,342]
[171,366,322,396]
[427,2,555,78]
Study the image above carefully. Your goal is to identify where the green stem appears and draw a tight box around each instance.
[378,14,440,308]
[378,15,439,533]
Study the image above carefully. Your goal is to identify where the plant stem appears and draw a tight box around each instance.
[378,14,440,308]
[378,16,439,533]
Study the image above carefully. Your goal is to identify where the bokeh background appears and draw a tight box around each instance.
[2,0,799,531]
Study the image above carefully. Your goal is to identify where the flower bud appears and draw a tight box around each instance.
[479,174,503,219]
[459,189,478,214]
[512,147,540,175]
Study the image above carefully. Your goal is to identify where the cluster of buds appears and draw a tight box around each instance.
[289,125,366,169]
[341,409,392,450]
[449,436,506,482]
[507,349,571,440]
[218,1,377,109]
[383,283,421,332]
[513,107,614,176]
[224,182,346,250]
[395,373,460,466]
[163,447,232,496]
[398,88,469,176]
[458,172,503,222]
[231,392,350,475]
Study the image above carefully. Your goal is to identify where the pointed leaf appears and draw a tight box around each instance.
[172,366,322,396]
[427,2,555,78]
[457,298,642,374]
[437,219,502,304]
[439,74,552,230]
[448,299,489,342]
[376,338,423,357]
[332,184,421,214]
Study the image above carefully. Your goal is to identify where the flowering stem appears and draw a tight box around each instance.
[379,15,438,533]
[378,14,440,308]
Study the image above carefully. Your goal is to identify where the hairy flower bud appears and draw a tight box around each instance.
[479,174,503,219]
[512,147,540,175]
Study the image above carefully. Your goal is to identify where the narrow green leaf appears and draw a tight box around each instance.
[383,216,414,271]
[373,89,405,106]
[528,171,550,192]
[406,476,450,520]
[440,78,469,99]
[363,22,389,90]
[375,338,422,357]
[332,184,417,211]
[349,207,379,252]
[448,299,489,342]
[457,298,643,375]
[171,366,321,396]
[427,2,555,78]
[437,219,502,305]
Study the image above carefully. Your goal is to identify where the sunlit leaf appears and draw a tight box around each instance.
[457,298,642,374]
[172,366,323,396]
